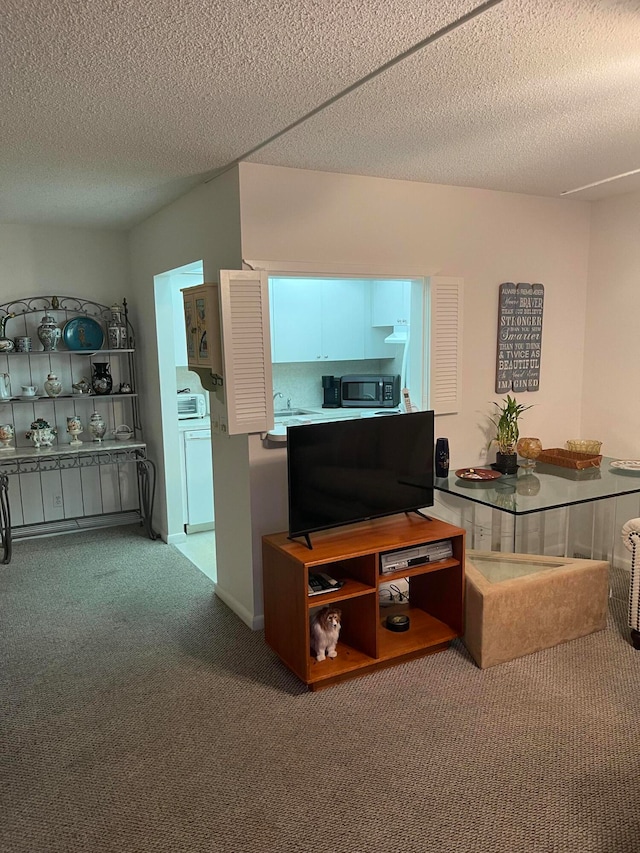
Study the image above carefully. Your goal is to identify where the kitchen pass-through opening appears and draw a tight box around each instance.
[268,275,427,415]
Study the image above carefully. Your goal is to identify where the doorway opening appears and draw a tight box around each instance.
[154,260,217,583]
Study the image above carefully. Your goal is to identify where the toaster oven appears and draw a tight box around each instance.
[177,393,207,419]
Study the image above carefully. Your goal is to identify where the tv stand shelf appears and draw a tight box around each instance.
[262,514,465,690]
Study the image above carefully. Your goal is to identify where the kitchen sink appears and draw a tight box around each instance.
[274,408,314,417]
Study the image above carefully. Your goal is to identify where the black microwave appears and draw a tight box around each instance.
[340,374,401,408]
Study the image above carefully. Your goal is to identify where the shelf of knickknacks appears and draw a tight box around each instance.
[0,296,157,564]
[0,440,147,466]
[1,393,138,402]
[4,349,135,356]
[0,413,138,450]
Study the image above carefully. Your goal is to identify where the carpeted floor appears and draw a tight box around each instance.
[1,525,639,853]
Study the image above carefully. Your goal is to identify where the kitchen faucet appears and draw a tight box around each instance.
[273,391,283,401]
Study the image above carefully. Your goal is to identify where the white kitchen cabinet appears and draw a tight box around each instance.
[270,278,366,363]
[371,280,411,327]
[322,279,366,360]
[270,278,322,362]
[181,283,222,374]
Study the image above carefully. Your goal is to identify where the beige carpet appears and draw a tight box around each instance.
[1,525,638,853]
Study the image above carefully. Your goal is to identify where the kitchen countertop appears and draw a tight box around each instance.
[178,419,210,432]
[264,406,403,443]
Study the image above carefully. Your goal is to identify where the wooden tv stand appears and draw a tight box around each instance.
[262,514,465,690]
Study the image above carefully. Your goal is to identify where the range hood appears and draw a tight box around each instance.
[384,324,408,344]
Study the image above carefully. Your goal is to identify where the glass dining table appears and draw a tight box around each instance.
[433,457,640,561]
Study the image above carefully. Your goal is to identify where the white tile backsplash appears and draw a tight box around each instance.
[272,358,403,409]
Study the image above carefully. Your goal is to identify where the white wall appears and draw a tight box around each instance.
[128,169,263,624]
[583,190,640,459]
[239,164,592,466]
[0,223,134,528]
[238,164,593,621]
[0,223,129,303]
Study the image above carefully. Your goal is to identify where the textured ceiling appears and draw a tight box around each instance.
[1,0,639,229]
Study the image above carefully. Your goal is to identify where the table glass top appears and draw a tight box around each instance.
[435,457,640,515]
[467,552,564,583]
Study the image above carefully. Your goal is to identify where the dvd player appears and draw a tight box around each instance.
[380,540,453,573]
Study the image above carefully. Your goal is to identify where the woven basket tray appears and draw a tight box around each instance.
[538,448,602,470]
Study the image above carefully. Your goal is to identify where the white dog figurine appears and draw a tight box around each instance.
[310,606,342,662]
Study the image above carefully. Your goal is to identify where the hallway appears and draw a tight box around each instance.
[174,530,216,584]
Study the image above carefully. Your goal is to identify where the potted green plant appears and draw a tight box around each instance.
[490,395,532,474]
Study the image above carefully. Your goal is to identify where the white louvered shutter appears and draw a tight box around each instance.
[219,270,274,435]
[429,276,463,415]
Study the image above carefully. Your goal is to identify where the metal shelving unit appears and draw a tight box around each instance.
[0,296,156,563]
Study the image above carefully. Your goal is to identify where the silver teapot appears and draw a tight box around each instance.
[72,376,92,395]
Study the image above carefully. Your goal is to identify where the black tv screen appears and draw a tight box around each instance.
[287,410,435,540]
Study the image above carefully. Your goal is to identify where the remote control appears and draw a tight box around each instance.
[308,572,344,596]
[317,571,341,587]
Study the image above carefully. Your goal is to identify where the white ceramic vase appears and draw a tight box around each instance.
[87,411,107,442]
[44,373,63,398]
[37,313,61,351]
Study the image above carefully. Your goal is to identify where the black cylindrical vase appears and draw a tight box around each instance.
[435,437,450,478]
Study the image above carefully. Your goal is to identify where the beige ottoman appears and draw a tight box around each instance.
[464,551,609,669]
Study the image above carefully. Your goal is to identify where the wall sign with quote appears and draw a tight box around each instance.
[495,282,544,394]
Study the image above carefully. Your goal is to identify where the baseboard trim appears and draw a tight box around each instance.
[214,584,264,631]
[186,521,215,534]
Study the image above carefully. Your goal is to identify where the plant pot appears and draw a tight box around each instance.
[495,451,518,475]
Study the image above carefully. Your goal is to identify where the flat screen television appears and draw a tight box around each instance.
[287,410,435,544]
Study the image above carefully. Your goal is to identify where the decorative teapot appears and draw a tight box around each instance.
[0,372,10,400]
[26,418,57,449]
[72,377,92,395]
